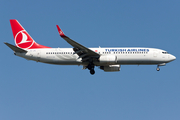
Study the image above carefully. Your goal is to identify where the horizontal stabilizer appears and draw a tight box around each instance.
[4,42,27,53]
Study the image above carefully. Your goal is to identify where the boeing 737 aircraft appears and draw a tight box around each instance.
[5,19,176,75]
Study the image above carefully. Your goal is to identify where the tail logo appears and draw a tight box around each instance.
[15,30,34,49]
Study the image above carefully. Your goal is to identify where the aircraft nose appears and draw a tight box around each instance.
[170,55,176,61]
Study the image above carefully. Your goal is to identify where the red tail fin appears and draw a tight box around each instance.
[10,19,50,49]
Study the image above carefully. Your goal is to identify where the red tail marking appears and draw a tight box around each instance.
[56,25,66,38]
[10,19,51,49]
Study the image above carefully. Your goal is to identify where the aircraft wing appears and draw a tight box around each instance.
[56,25,100,61]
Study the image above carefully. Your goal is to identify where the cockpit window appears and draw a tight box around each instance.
[162,52,169,54]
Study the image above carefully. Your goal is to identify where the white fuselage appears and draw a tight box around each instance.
[15,47,176,66]
[6,19,176,74]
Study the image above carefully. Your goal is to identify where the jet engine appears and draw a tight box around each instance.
[99,55,117,64]
[100,65,120,72]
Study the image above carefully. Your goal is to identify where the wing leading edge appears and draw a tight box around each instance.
[56,25,100,61]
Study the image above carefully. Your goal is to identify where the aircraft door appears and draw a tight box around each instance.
[153,51,158,57]
[37,50,41,61]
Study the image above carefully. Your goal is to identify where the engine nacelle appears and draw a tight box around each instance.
[99,55,117,64]
[100,65,120,72]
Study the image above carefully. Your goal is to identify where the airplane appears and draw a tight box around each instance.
[4,19,176,75]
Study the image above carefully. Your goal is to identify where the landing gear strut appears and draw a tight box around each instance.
[87,63,95,75]
[156,65,160,71]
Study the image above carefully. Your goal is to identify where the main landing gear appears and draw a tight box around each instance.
[87,63,95,75]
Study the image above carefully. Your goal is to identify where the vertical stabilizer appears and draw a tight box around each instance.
[10,19,50,49]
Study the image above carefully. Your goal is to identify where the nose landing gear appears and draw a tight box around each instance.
[156,65,160,71]
[156,63,166,71]
[156,66,160,71]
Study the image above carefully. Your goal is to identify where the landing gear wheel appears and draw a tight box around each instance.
[90,69,95,75]
[156,67,160,71]
[87,62,95,75]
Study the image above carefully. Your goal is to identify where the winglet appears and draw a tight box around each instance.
[56,25,66,37]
